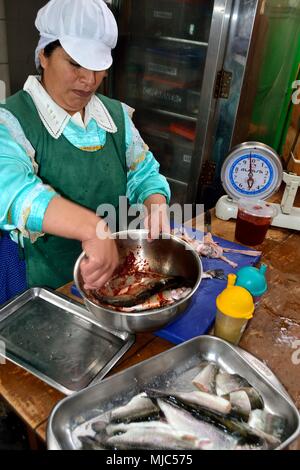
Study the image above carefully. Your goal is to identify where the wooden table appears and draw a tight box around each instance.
[0,198,299,449]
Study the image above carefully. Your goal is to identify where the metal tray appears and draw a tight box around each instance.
[47,335,300,450]
[0,288,135,395]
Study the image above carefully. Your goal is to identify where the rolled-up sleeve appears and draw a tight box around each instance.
[122,104,171,206]
[0,114,58,240]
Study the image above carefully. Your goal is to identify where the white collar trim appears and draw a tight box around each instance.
[23,76,117,139]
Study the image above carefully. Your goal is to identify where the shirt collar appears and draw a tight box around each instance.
[23,76,117,139]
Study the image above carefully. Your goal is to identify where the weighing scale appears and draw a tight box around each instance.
[215,142,300,231]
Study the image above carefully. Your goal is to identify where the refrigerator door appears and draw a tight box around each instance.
[191,0,259,207]
[109,0,223,207]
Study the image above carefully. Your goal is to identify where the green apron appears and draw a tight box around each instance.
[1,91,127,288]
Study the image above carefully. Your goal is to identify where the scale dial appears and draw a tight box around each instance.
[221,142,283,200]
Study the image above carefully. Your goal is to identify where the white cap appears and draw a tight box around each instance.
[35,0,118,71]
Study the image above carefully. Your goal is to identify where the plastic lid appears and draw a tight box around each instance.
[216,274,254,319]
[237,198,277,218]
[235,264,267,297]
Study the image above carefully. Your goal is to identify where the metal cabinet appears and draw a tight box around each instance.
[108,0,259,209]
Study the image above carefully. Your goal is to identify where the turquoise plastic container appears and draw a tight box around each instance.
[235,264,268,304]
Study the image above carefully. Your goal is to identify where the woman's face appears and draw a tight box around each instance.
[39,47,107,114]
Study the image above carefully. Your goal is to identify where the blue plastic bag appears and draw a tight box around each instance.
[0,231,27,305]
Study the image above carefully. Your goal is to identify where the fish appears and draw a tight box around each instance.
[109,393,160,423]
[248,410,286,440]
[157,398,237,450]
[153,394,277,447]
[227,390,252,421]
[263,413,287,440]
[106,418,212,450]
[240,387,264,410]
[117,287,192,312]
[216,372,251,396]
[192,363,218,394]
[106,420,174,436]
[78,435,107,450]
[247,409,264,431]
[245,425,281,447]
[105,424,211,450]
[216,372,264,410]
[146,389,232,415]
[235,442,269,450]
[92,419,110,434]
[76,360,283,451]
[88,269,193,309]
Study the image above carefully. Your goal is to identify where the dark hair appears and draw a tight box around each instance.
[38,40,62,74]
[43,40,62,58]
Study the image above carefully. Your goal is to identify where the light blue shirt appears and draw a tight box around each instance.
[0,77,170,243]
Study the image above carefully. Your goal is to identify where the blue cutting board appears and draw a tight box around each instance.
[70,228,261,345]
[155,227,261,344]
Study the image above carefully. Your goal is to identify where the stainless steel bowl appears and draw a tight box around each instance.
[74,230,202,333]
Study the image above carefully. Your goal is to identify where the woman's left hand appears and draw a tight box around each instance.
[143,194,170,240]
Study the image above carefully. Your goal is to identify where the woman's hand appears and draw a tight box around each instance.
[80,219,119,290]
[143,194,170,241]
[42,197,119,289]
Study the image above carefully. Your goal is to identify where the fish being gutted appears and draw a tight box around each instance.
[92,272,190,308]
[85,249,193,311]
[116,287,193,312]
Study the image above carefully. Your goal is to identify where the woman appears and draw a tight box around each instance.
[0,0,170,302]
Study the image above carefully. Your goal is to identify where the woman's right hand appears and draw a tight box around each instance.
[42,197,119,289]
[80,220,119,290]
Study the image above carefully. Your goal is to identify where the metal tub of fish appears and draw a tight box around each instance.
[74,230,202,333]
[47,336,300,450]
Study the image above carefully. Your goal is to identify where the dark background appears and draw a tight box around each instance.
[4,0,47,93]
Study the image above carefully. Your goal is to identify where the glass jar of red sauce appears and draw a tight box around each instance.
[235,198,277,246]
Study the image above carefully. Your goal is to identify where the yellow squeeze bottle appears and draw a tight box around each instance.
[214,274,254,345]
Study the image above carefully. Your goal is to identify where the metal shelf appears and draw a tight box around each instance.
[120,32,208,47]
[166,176,188,186]
[120,34,209,47]
[148,108,198,122]
[129,98,199,121]
[159,36,209,47]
